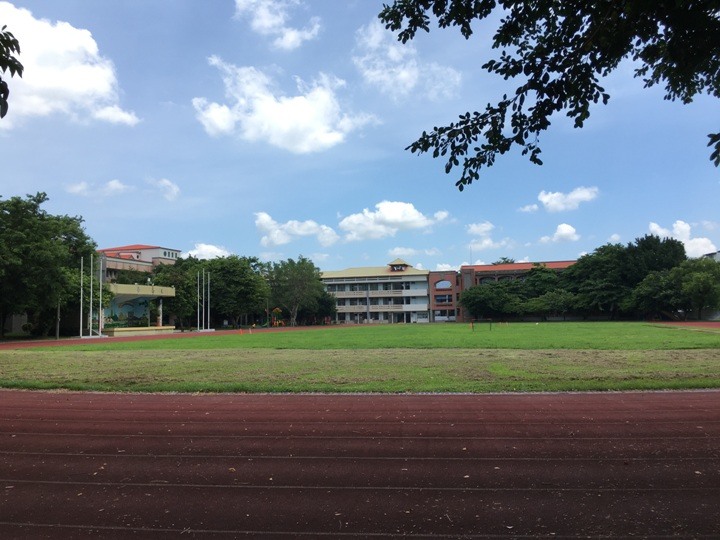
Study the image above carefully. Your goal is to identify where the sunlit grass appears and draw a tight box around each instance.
[1,322,719,393]
[35,322,720,351]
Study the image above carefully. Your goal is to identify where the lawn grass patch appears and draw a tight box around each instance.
[31,322,720,352]
[1,323,719,393]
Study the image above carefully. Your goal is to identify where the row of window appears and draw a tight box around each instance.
[337,297,424,306]
[327,282,421,292]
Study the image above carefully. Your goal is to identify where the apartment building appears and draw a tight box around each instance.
[321,259,430,323]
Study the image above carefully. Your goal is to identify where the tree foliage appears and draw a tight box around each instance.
[459,235,707,321]
[269,256,326,327]
[0,24,23,119]
[153,257,203,330]
[0,193,96,336]
[206,255,268,328]
[379,0,720,189]
[672,257,720,320]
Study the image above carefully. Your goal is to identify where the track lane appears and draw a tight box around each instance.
[1,390,719,537]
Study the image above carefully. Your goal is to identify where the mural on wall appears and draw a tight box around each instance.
[105,299,150,328]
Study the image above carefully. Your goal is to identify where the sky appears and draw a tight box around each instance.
[1,0,718,272]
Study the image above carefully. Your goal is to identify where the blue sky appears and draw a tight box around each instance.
[2,0,718,271]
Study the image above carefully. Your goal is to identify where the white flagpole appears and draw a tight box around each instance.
[98,255,103,335]
[79,257,84,337]
[89,253,93,334]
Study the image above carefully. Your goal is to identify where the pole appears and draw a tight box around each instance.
[98,255,103,335]
[201,269,205,330]
[89,253,93,334]
[207,272,210,330]
[79,257,83,337]
[196,271,200,330]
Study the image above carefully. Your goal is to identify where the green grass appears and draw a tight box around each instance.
[1,322,719,393]
[35,321,720,351]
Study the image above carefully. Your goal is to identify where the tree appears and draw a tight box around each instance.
[1,24,23,119]
[562,243,628,317]
[460,280,522,319]
[624,234,686,285]
[520,264,560,299]
[627,269,680,319]
[379,1,720,190]
[153,257,202,330]
[297,289,337,325]
[0,193,95,337]
[207,256,268,328]
[269,256,325,327]
[671,258,720,320]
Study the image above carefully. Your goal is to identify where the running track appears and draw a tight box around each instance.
[1,390,719,538]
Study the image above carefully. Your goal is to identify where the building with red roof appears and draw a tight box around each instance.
[97,244,180,281]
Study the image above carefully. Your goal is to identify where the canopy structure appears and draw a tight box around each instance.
[103,283,176,336]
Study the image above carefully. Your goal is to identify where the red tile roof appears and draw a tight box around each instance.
[98,244,162,252]
[462,260,575,272]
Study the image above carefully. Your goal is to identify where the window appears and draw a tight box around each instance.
[435,294,453,304]
[434,279,452,290]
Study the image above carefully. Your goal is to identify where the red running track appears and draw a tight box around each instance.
[1,390,719,538]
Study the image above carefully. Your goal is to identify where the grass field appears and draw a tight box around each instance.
[1,322,719,393]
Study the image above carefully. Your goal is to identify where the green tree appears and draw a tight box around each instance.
[269,256,325,327]
[627,270,679,319]
[297,289,337,325]
[460,280,522,319]
[1,24,23,119]
[207,255,268,328]
[624,234,686,285]
[379,1,720,190]
[562,243,628,317]
[153,257,202,330]
[0,193,95,337]
[671,258,720,320]
[520,264,560,299]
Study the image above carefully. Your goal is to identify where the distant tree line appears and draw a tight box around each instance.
[0,193,333,338]
[461,236,720,321]
[0,193,96,337]
[151,254,335,330]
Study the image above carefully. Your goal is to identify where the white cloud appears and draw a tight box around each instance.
[388,247,417,258]
[65,179,131,197]
[309,252,330,263]
[339,201,448,242]
[0,2,139,129]
[388,246,440,258]
[65,181,90,196]
[183,243,231,259]
[519,204,539,213]
[149,178,181,201]
[103,179,130,196]
[540,223,580,243]
[93,105,140,126]
[234,0,320,51]
[466,220,510,251]
[436,263,460,271]
[193,57,375,153]
[538,186,599,212]
[467,221,495,237]
[255,211,339,247]
[608,233,621,243]
[353,20,461,101]
[649,220,717,258]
